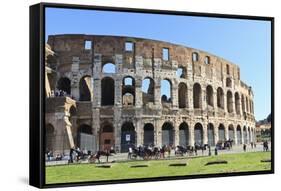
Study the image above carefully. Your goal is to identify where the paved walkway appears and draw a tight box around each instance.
[46,142,271,166]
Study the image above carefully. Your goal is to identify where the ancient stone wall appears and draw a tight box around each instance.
[45,34,256,154]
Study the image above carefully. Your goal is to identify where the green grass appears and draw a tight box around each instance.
[46,151,271,184]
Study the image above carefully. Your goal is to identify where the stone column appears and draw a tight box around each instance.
[136,119,143,146]
[213,91,217,111]
[154,78,161,107]
[155,120,162,147]
[114,111,122,152]
[93,54,102,107]
[71,56,80,100]
[234,126,238,145]
[203,122,208,145]
[174,121,179,146]
[188,85,194,110]
[115,54,123,107]
[135,76,143,108]
[202,88,207,111]
[241,127,245,144]
[172,79,179,109]
[225,125,229,140]
[189,121,195,146]
[214,123,219,145]
[246,127,249,144]
[92,109,100,152]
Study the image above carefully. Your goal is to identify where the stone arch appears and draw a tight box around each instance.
[206,85,214,107]
[57,77,71,95]
[46,123,55,151]
[121,122,135,152]
[235,92,241,115]
[178,82,188,108]
[102,62,116,73]
[193,83,202,109]
[101,77,114,106]
[100,122,114,151]
[218,124,226,142]
[162,122,174,146]
[122,76,135,106]
[194,123,203,145]
[77,124,93,150]
[228,124,234,141]
[79,75,91,101]
[161,79,172,103]
[207,123,215,146]
[227,91,234,113]
[142,77,155,104]
[217,87,224,109]
[143,123,154,146]
[237,125,242,144]
[179,122,189,146]
[226,77,232,88]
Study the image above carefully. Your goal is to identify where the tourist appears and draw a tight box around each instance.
[128,146,133,159]
[243,144,246,152]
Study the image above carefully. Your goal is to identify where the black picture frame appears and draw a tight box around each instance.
[30,2,274,188]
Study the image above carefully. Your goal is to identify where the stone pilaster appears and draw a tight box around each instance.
[71,56,80,100]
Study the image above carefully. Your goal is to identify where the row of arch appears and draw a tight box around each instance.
[57,76,254,114]
[46,121,255,153]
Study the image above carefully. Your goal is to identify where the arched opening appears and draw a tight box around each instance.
[228,124,234,141]
[162,122,174,146]
[235,92,240,114]
[227,91,233,113]
[179,122,189,147]
[57,77,71,95]
[77,124,94,151]
[205,56,210,64]
[243,126,248,144]
[143,123,154,146]
[178,82,188,108]
[192,52,199,62]
[79,76,91,101]
[217,87,224,109]
[161,79,172,103]
[206,85,214,107]
[101,77,114,106]
[207,123,215,146]
[102,63,116,73]
[218,124,225,142]
[193,83,202,109]
[176,67,186,78]
[142,77,155,104]
[194,123,203,145]
[46,124,55,151]
[100,123,114,151]
[121,122,135,152]
[237,125,242,144]
[226,77,232,88]
[122,76,135,106]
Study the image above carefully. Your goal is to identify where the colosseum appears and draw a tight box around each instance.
[45,34,256,154]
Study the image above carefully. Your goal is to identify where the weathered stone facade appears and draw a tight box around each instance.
[45,34,256,154]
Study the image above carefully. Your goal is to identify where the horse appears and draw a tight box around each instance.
[88,150,113,163]
[175,145,188,156]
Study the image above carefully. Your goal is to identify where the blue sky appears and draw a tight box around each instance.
[46,8,271,120]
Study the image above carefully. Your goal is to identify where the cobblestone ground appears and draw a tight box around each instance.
[46,142,271,166]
